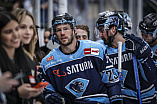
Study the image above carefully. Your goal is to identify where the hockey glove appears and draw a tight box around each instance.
[124,34,152,59]
[45,93,65,104]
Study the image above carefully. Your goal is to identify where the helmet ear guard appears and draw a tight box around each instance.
[51,33,59,44]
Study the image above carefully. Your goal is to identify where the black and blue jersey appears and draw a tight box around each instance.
[99,39,157,104]
[40,40,122,103]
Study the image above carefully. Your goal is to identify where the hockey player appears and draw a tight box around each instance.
[76,24,90,40]
[138,13,157,61]
[39,13,123,104]
[138,13,157,103]
[96,11,157,104]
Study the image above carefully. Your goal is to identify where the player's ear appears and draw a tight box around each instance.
[74,27,77,37]
[111,26,116,34]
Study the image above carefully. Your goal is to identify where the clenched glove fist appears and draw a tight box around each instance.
[124,34,152,59]
[45,93,65,104]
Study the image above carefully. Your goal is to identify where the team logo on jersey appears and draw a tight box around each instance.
[65,78,89,97]
[70,81,84,93]
[53,69,67,77]
[84,48,99,55]
[47,55,54,62]
[155,49,157,54]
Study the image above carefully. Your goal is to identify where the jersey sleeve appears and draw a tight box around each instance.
[137,52,157,83]
[39,59,56,93]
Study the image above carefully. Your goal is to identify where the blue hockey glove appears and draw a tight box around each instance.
[45,93,65,104]
[124,34,152,59]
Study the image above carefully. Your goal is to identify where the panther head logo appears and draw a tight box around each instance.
[70,81,84,93]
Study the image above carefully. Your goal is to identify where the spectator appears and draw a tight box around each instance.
[0,11,45,104]
[34,25,45,66]
[0,71,19,104]
[23,0,33,14]
[0,0,24,12]
[11,8,36,61]
[40,28,51,55]
[40,0,58,28]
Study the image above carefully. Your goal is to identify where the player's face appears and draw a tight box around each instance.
[20,15,34,45]
[44,31,50,45]
[55,24,74,46]
[1,20,21,50]
[142,33,153,43]
[76,29,88,40]
[98,26,110,45]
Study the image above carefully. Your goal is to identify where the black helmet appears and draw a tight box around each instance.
[139,13,157,34]
[96,11,124,32]
[114,11,132,32]
[96,11,132,33]
[52,13,76,32]
[96,11,129,47]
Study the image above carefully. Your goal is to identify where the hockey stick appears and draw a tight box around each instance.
[132,54,142,104]
[118,42,122,82]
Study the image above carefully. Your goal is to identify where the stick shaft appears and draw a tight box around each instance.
[118,42,122,81]
[133,54,142,104]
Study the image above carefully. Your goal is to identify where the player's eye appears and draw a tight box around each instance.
[56,29,61,32]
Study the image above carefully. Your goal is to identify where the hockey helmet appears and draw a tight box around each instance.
[95,11,132,38]
[52,13,76,31]
[115,11,132,32]
[96,11,124,31]
[139,13,157,35]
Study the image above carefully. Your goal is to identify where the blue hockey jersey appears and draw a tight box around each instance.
[40,40,122,103]
[104,41,156,103]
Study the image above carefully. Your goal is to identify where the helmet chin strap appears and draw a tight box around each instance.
[106,30,118,47]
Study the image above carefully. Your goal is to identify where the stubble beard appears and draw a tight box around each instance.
[102,35,114,46]
[102,36,109,45]
[59,32,74,46]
